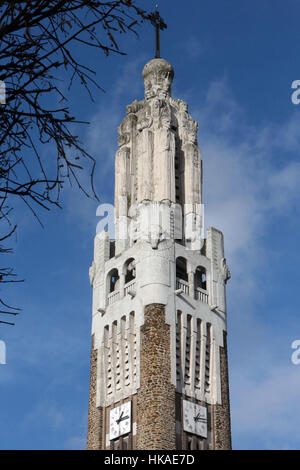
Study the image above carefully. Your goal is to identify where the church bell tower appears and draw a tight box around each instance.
[87,55,232,450]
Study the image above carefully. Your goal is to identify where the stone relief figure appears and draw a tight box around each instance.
[150,225,162,249]
[144,70,173,100]
[186,117,198,145]
[118,119,130,148]
[118,114,137,148]
[142,58,174,101]
[117,131,130,148]
[160,101,172,129]
[89,261,96,286]
[150,97,172,130]
[220,257,231,284]
[151,97,161,129]
[160,70,173,98]
[126,99,144,115]
[177,99,198,144]
[192,145,200,168]
[178,98,188,114]
[178,101,187,128]
[160,127,171,152]
[136,104,153,131]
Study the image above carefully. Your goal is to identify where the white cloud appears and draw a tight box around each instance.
[187,77,300,264]
[231,363,300,448]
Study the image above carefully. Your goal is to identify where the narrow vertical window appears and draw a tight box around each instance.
[176,311,182,388]
[104,325,112,397]
[129,312,137,387]
[121,316,130,388]
[204,323,212,395]
[184,315,192,386]
[194,319,201,391]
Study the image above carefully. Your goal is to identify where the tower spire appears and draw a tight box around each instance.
[150,5,167,58]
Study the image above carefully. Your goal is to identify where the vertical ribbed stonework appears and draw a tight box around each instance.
[136,304,176,450]
[213,332,232,450]
[87,335,103,450]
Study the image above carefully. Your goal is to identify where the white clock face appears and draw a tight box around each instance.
[183,400,207,438]
[109,401,131,440]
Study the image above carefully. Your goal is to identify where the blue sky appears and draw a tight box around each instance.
[1,0,300,449]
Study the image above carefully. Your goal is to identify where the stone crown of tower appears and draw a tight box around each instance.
[115,55,202,252]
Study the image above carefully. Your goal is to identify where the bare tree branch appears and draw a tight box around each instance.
[0,1,156,324]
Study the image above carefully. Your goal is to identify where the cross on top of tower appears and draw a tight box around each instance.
[149,5,167,58]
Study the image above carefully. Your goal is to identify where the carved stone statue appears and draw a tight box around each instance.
[89,261,96,286]
[220,258,231,284]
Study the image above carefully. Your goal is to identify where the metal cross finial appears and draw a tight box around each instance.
[149,6,167,58]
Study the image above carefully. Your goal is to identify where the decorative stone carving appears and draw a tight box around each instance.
[89,261,96,286]
[146,97,172,131]
[126,99,144,115]
[137,106,153,131]
[142,58,174,100]
[151,97,161,128]
[177,99,198,144]
[220,258,231,284]
[160,101,172,129]
[114,59,201,246]
[136,127,153,202]
[118,133,130,148]
[118,114,136,148]
[177,99,189,136]
[186,118,198,145]
[113,58,200,243]
[153,127,175,202]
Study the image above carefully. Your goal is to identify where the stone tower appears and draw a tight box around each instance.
[87,57,232,450]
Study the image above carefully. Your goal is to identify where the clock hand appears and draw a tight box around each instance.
[116,411,124,424]
[194,413,206,423]
[118,414,129,423]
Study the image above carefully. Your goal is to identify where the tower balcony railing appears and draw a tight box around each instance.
[176,278,189,295]
[124,279,136,297]
[107,290,120,306]
[195,287,208,304]
[176,278,209,304]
